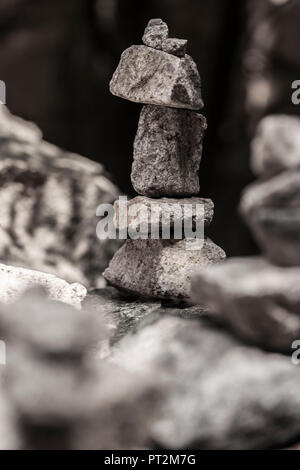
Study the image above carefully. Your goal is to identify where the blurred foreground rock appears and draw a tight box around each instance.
[0,263,86,309]
[0,106,120,288]
[191,257,300,353]
[0,289,160,450]
[111,313,300,450]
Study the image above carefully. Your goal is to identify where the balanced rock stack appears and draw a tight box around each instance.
[104,19,225,301]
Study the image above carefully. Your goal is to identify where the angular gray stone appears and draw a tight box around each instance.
[131,106,206,197]
[114,196,214,235]
[251,115,300,178]
[142,19,168,50]
[240,170,300,266]
[0,263,86,309]
[191,257,300,353]
[162,38,187,57]
[104,238,226,301]
[0,106,120,288]
[110,46,204,110]
[111,314,300,449]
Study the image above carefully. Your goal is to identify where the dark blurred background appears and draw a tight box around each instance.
[0,0,299,257]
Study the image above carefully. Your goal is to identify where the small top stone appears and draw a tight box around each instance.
[162,38,187,57]
[142,18,168,50]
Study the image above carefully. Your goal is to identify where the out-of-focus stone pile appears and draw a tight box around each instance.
[192,114,300,354]
[0,105,120,288]
[104,19,225,300]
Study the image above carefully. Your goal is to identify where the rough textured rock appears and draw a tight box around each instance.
[142,19,169,50]
[0,263,86,309]
[191,256,300,353]
[114,196,213,235]
[240,170,300,266]
[111,314,300,450]
[131,106,206,197]
[104,238,226,301]
[162,38,187,57]
[251,115,300,178]
[0,106,120,288]
[110,46,204,110]
[0,290,160,450]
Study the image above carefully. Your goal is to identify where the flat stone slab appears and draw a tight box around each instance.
[0,263,86,309]
[251,115,300,178]
[191,256,300,352]
[113,196,214,236]
[131,105,206,197]
[110,46,203,110]
[240,170,300,266]
[104,238,226,301]
[111,313,300,449]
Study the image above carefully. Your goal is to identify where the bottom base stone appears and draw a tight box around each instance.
[103,238,226,301]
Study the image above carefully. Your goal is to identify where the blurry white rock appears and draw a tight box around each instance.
[0,263,86,309]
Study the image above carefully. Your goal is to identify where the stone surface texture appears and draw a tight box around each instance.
[0,105,120,288]
[240,170,300,266]
[110,46,203,110]
[114,196,213,235]
[162,38,188,57]
[111,314,300,450]
[0,263,86,309]
[142,19,169,50]
[104,238,226,301]
[191,257,300,353]
[251,115,300,178]
[131,105,206,197]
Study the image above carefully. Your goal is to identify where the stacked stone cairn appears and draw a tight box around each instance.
[104,19,225,301]
[191,115,300,353]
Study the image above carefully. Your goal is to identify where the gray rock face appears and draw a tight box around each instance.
[111,314,300,450]
[240,170,300,266]
[131,106,206,197]
[251,115,300,178]
[104,238,226,301]
[0,263,86,309]
[142,19,168,50]
[110,46,204,110]
[162,38,188,57]
[191,257,300,353]
[114,196,213,235]
[0,106,120,288]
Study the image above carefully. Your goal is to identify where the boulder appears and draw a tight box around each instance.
[131,105,206,197]
[110,46,203,110]
[0,263,86,309]
[104,238,226,301]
